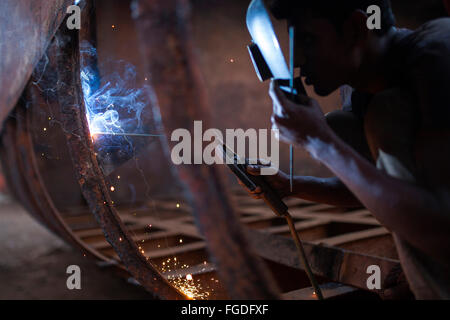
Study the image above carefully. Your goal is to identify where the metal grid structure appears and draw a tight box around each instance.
[58,189,402,299]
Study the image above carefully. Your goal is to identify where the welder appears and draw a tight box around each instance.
[241,0,450,299]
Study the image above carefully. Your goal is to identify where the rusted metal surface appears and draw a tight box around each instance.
[1,106,70,241]
[1,104,97,258]
[0,0,73,129]
[22,70,113,261]
[132,0,280,299]
[1,0,278,300]
[40,12,186,299]
[0,118,49,229]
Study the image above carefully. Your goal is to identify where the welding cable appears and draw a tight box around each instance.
[284,213,324,300]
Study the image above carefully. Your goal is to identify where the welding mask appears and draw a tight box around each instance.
[247,0,309,191]
[246,0,306,98]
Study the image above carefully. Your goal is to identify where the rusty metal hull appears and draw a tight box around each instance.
[132,0,281,299]
[0,0,73,128]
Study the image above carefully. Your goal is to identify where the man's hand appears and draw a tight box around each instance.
[269,80,333,151]
[236,160,291,200]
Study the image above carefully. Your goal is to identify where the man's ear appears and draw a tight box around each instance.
[342,10,369,49]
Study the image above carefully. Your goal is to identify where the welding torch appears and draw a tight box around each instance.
[218,143,324,300]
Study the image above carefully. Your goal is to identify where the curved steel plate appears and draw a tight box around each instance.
[0,0,73,129]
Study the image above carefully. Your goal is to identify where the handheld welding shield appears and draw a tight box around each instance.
[246,0,306,97]
[247,0,307,193]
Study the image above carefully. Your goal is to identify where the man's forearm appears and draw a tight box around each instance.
[291,176,362,208]
[308,133,450,260]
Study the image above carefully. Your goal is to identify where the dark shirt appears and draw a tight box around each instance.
[346,18,450,130]
[344,18,450,299]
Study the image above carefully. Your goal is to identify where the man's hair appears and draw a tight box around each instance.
[268,0,396,35]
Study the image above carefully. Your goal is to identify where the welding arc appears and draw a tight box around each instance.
[285,213,324,300]
[91,132,163,137]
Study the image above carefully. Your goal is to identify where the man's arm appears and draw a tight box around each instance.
[242,109,367,208]
[242,165,362,207]
[270,82,450,263]
[308,130,450,262]
[291,176,362,207]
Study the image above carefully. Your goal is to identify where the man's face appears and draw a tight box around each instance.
[291,12,354,96]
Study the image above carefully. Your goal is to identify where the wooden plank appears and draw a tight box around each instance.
[314,227,390,246]
[145,242,207,260]
[246,229,408,296]
[124,215,202,238]
[87,230,181,250]
[283,283,359,300]
[253,218,331,235]
[163,262,216,279]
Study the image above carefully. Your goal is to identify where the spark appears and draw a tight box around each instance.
[110,186,115,192]
[176,203,180,208]
[186,293,194,299]
[160,258,210,300]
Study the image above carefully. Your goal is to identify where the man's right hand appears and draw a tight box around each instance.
[237,160,291,200]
